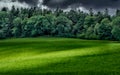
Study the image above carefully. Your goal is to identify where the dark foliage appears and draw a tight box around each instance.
[0,6,120,40]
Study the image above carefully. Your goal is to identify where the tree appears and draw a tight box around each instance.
[72,16,85,36]
[44,14,56,35]
[0,30,5,39]
[104,8,111,20]
[112,26,120,40]
[33,15,55,36]
[95,18,112,40]
[85,26,97,39]
[67,10,80,25]
[112,17,120,40]
[12,17,22,37]
[84,16,97,29]
[33,16,44,36]
[23,16,36,37]
[89,8,94,16]
[116,9,120,16]
[0,7,120,41]
[96,11,104,23]
[0,11,10,38]
[54,16,73,37]
[1,7,8,12]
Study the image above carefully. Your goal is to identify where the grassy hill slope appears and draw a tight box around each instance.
[0,38,120,75]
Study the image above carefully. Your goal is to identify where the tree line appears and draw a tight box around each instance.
[0,6,120,40]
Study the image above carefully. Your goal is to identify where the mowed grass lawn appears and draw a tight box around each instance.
[0,37,120,75]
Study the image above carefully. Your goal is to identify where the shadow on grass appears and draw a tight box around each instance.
[1,71,120,75]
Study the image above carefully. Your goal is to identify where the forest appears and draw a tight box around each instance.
[0,6,120,41]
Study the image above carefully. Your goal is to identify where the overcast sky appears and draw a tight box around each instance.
[0,0,120,14]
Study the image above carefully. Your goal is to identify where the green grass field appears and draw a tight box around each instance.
[0,37,120,75]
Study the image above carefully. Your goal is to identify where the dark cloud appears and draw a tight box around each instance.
[1,0,120,9]
[18,0,39,6]
[43,0,120,9]
[0,0,38,6]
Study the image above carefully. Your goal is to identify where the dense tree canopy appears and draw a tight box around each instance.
[0,6,120,40]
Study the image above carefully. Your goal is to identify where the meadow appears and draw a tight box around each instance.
[0,37,120,75]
